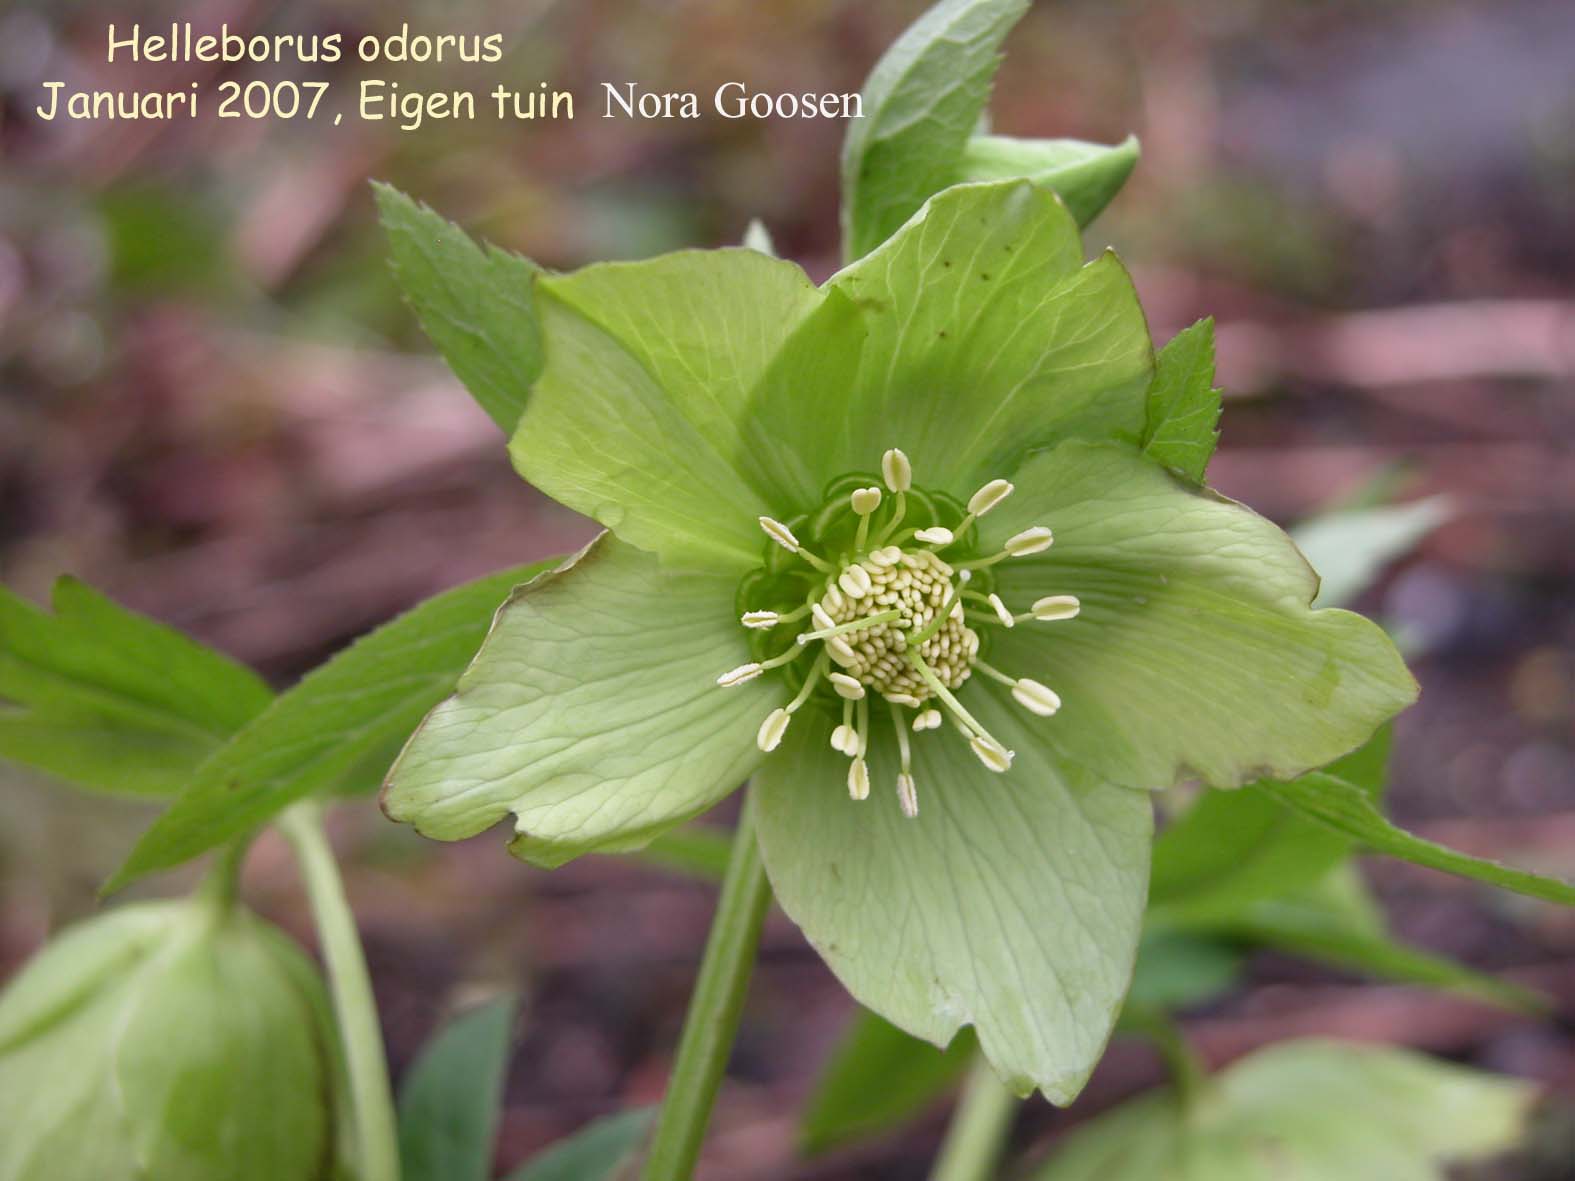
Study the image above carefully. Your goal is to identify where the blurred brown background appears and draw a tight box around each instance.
[1,0,1573,1177]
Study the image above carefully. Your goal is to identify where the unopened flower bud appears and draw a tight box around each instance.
[0,900,338,1181]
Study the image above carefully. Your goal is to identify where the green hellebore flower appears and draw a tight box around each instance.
[382,179,1416,1101]
[0,899,341,1181]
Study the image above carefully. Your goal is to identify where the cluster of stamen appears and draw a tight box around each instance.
[816,548,977,701]
[716,448,1080,819]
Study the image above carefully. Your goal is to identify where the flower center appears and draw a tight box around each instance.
[817,548,976,704]
[715,448,1081,819]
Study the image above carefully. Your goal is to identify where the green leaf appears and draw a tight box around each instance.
[746,181,1153,511]
[1291,497,1453,609]
[800,1010,975,1155]
[384,535,779,869]
[1125,931,1243,1013]
[989,441,1417,791]
[841,0,1031,260]
[1231,868,1542,1012]
[1149,790,1354,923]
[1264,771,1575,906]
[1141,319,1221,483]
[0,577,272,797]
[956,135,1140,228]
[107,560,557,892]
[375,183,543,434]
[502,1109,653,1181]
[511,248,825,572]
[1033,1039,1533,1181]
[755,687,1152,1105]
[1148,729,1391,924]
[398,995,517,1181]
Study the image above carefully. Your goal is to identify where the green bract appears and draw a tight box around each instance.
[0,899,341,1181]
[380,178,1416,1101]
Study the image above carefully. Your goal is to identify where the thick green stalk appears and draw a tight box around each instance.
[929,1057,1019,1181]
[641,790,772,1181]
[280,801,401,1181]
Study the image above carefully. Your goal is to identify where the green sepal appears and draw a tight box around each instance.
[384,534,780,868]
[755,689,1151,1105]
[511,249,825,572]
[747,181,1153,510]
[987,441,1417,790]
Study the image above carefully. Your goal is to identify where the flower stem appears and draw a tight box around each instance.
[279,801,401,1181]
[641,789,772,1181]
[196,831,252,914]
[928,1056,1018,1181]
[1124,1006,1210,1111]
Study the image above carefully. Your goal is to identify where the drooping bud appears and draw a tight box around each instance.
[915,526,954,547]
[896,773,919,818]
[967,479,1014,517]
[0,900,339,1181]
[881,448,912,492]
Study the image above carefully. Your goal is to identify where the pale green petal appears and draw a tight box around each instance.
[383,535,780,867]
[986,441,1417,789]
[745,181,1153,507]
[511,249,826,571]
[755,685,1151,1104]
